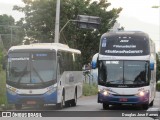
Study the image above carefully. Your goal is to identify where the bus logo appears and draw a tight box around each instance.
[120,40,129,43]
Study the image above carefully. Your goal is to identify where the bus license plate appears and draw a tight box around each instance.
[119,98,128,102]
[27,101,36,104]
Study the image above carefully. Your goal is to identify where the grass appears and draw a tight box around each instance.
[0,70,7,106]
[83,83,98,96]
[0,70,14,110]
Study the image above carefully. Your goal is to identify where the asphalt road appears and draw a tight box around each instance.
[61,92,160,111]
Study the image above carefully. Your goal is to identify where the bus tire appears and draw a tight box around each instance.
[142,104,149,110]
[149,100,154,106]
[71,92,77,107]
[65,101,70,107]
[56,91,65,109]
[103,103,109,110]
[38,104,44,109]
[15,104,22,110]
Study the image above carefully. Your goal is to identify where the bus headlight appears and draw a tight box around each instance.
[99,89,110,96]
[46,87,56,95]
[7,88,17,95]
[139,91,145,96]
[137,90,149,97]
[103,91,109,96]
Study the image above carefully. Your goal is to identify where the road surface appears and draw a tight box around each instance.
[1,92,160,120]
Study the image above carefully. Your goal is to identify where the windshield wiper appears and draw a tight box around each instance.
[17,64,29,84]
[32,66,44,83]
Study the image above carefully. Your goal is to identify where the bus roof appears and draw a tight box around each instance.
[101,31,150,38]
[8,43,81,54]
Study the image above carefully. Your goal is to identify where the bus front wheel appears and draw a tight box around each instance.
[71,92,77,107]
[149,100,154,106]
[142,104,149,110]
[103,103,109,110]
[15,104,22,110]
[56,93,65,109]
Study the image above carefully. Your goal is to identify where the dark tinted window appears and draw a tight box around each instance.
[98,60,149,86]
[100,36,150,56]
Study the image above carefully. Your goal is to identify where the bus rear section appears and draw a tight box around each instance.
[92,31,156,110]
[6,43,83,110]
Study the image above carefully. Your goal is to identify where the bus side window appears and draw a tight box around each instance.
[57,52,64,74]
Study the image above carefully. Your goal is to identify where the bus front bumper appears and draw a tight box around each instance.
[98,92,149,105]
[7,90,57,105]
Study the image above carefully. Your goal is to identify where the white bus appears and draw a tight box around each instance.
[92,31,156,110]
[6,43,83,110]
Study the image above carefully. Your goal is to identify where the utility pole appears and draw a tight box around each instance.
[54,0,60,43]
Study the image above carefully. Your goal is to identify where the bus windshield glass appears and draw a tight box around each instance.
[7,51,56,88]
[98,61,149,86]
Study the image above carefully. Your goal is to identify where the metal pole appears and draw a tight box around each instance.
[59,20,78,34]
[54,0,60,43]
[10,27,12,47]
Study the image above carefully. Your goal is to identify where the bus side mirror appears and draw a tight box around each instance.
[91,61,97,69]
[91,53,98,69]
[150,63,154,70]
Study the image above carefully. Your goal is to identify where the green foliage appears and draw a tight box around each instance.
[0,53,3,71]
[0,70,12,110]
[0,70,7,105]
[156,81,160,91]
[0,14,25,50]
[14,0,122,65]
[0,48,4,71]
[83,83,98,96]
[152,6,160,8]
[156,53,160,81]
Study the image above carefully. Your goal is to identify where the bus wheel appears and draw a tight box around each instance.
[56,94,65,109]
[103,103,109,110]
[149,100,154,107]
[38,104,44,110]
[15,104,22,110]
[71,92,77,107]
[142,104,149,110]
[65,101,70,107]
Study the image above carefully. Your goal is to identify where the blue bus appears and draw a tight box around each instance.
[92,31,156,110]
[6,43,83,109]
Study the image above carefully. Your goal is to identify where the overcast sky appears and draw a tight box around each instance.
[0,0,159,51]
[108,0,160,51]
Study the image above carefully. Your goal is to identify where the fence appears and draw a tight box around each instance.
[83,69,98,85]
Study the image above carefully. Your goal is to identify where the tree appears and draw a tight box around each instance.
[14,0,122,64]
[156,53,160,81]
[0,14,24,50]
[152,6,160,8]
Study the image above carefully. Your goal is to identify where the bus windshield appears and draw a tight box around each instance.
[7,51,56,88]
[98,60,149,87]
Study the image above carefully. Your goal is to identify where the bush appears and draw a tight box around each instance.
[83,83,98,96]
[156,81,160,91]
[0,71,7,106]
